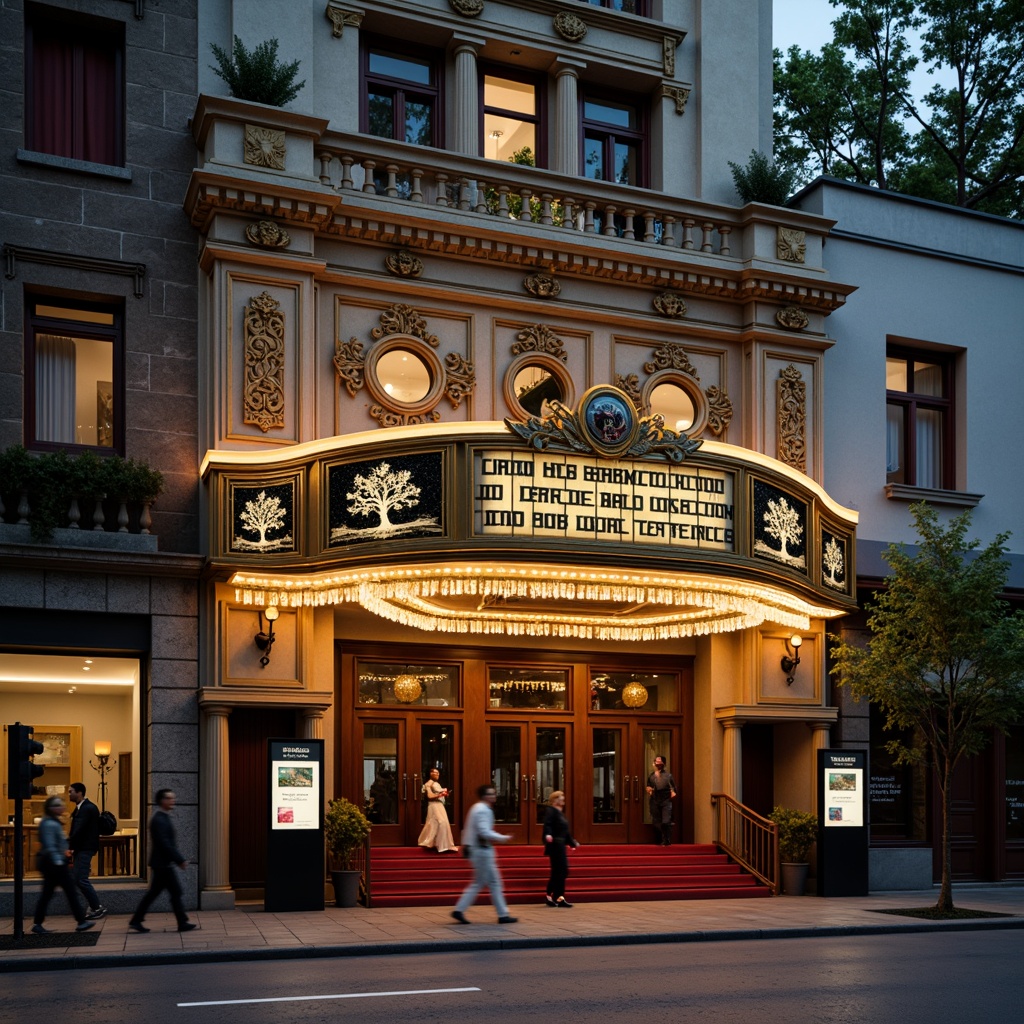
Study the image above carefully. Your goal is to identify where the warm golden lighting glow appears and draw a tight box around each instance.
[393,674,423,703]
[231,562,845,642]
[621,681,649,707]
[94,740,112,758]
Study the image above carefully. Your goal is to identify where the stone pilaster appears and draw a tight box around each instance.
[199,704,234,909]
[451,40,482,155]
[553,61,584,176]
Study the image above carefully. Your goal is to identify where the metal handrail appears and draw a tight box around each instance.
[711,792,779,895]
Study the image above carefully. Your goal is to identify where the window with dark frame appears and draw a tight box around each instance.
[482,67,545,167]
[24,4,125,167]
[885,346,955,490]
[362,40,440,148]
[25,295,124,454]
[581,0,650,13]
[581,93,647,187]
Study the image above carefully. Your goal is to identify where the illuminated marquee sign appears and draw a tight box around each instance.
[474,449,735,550]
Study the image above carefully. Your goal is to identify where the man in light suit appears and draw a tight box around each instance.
[451,784,517,925]
[67,782,106,919]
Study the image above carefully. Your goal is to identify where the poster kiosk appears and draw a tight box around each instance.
[266,738,325,912]
[817,748,869,897]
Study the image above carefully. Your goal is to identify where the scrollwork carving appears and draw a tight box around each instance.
[384,249,424,278]
[448,0,484,14]
[371,303,439,347]
[333,337,365,397]
[777,364,807,472]
[325,5,363,36]
[652,292,688,319]
[524,273,560,299]
[777,227,806,263]
[659,85,690,115]
[244,125,286,170]
[643,342,699,379]
[704,384,733,437]
[243,292,285,433]
[615,373,642,407]
[370,405,442,428]
[444,352,476,409]
[245,219,290,249]
[553,11,587,42]
[663,36,678,78]
[512,324,567,361]
[776,305,809,331]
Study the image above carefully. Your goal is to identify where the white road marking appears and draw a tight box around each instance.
[177,986,481,1007]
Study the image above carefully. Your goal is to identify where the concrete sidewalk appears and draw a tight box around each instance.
[2,886,1021,972]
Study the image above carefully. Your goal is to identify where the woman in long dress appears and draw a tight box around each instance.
[417,768,458,853]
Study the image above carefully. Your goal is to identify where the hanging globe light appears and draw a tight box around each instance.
[393,674,423,703]
[621,681,649,708]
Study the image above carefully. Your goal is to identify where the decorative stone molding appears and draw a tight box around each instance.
[245,219,290,249]
[777,364,807,472]
[448,0,484,14]
[663,36,680,78]
[371,303,439,347]
[2,243,146,298]
[704,384,733,437]
[615,373,642,407]
[652,291,688,319]
[777,226,806,263]
[659,85,691,116]
[524,273,561,299]
[644,342,699,379]
[244,125,286,170]
[384,249,424,278]
[512,324,567,361]
[243,292,286,433]
[776,305,809,331]
[332,338,365,397]
[443,352,476,409]
[325,4,363,37]
[553,11,587,42]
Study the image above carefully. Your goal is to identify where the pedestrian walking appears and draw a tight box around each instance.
[67,782,107,919]
[451,783,517,924]
[128,789,197,933]
[542,790,579,907]
[32,796,94,934]
[646,755,677,846]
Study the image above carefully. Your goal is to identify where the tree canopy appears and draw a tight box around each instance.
[829,503,1024,911]
[774,0,1024,217]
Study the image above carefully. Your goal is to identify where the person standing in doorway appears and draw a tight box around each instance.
[418,768,459,853]
[32,796,94,934]
[646,756,677,846]
[67,782,107,920]
[451,784,517,924]
[128,789,197,933]
[542,790,579,907]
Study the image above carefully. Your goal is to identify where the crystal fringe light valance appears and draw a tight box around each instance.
[232,562,844,642]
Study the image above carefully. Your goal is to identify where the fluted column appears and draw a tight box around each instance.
[301,708,325,740]
[451,41,481,156]
[808,722,832,807]
[553,62,583,176]
[721,719,745,802]
[200,704,233,908]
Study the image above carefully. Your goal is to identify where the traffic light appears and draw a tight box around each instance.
[7,723,45,800]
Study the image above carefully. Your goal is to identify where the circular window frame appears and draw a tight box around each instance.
[577,384,639,457]
[364,336,445,416]
[503,353,575,420]
[641,370,708,437]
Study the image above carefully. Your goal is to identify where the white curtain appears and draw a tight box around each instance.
[35,334,76,443]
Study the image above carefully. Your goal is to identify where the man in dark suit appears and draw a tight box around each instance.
[128,789,197,933]
[67,782,107,919]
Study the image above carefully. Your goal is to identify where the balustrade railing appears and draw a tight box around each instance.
[711,792,779,894]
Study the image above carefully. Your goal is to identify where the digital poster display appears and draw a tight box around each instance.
[271,744,321,831]
[823,755,864,828]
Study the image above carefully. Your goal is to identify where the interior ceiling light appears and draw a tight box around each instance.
[232,563,845,642]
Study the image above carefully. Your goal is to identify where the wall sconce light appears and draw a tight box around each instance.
[89,741,116,813]
[781,634,803,685]
[255,606,279,668]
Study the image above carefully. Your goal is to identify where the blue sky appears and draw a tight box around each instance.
[773,0,838,53]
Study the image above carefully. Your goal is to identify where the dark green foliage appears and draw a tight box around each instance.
[727,150,798,205]
[209,36,305,107]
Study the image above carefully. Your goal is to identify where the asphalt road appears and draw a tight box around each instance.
[7,930,1022,1023]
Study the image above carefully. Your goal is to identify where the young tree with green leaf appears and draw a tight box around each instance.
[209,36,305,107]
[830,503,1024,912]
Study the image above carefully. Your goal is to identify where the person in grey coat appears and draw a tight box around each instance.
[32,796,94,934]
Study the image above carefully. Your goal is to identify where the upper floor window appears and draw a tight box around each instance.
[363,41,439,147]
[885,347,955,489]
[482,68,544,167]
[582,0,650,13]
[24,5,125,167]
[25,296,124,453]
[582,94,646,186]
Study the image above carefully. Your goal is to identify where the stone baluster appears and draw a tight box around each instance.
[497,186,510,218]
[540,194,554,225]
[140,502,153,535]
[622,208,636,240]
[719,225,732,256]
[68,496,81,529]
[117,499,130,533]
[318,151,333,187]
[17,491,30,524]
[643,212,656,242]
[701,222,715,252]
[661,215,676,247]
[583,202,597,233]
[519,188,532,221]
[384,164,399,197]
[410,168,424,202]
[340,155,355,190]
[561,198,577,229]
[92,495,106,531]
[361,160,376,193]
[435,172,449,206]
[459,178,473,211]
[682,218,696,249]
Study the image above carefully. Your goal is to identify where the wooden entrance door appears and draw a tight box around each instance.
[489,721,570,843]
[358,716,460,846]
[586,720,679,844]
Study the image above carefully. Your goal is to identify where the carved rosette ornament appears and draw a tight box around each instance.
[776,226,806,263]
[384,249,424,278]
[448,0,484,14]
[512,324,567,361]
[245,219,290,249]
[243,292,286,433]
[371,303,439,347]
[524,273,561,299]
[777,364,807,472]
[704,384,733,437]
[333,338,365,397]
[652,292,688,319]
[644,342,699,379]
[243,125,286,170]
[553,11,587,42]
[776,305,810,331]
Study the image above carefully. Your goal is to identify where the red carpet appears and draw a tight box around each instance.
[367,844,771,907]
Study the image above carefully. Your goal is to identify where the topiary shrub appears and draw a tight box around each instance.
[209,36,305,106]
[769,805,819,863]
[324,797,372,871]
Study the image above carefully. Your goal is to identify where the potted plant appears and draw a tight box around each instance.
[324,797,371,907]
[769,805,819,896]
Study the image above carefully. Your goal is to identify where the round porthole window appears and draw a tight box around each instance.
[376,348,432,404]
[364,337,445,416]
[643,373,707,437]
[504,354,574,420]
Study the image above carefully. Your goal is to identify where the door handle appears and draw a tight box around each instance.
[635,776,641,803]
[412,773,419,800]
[531,774,537,801]
[521,774,528,802]
[624,773,629,801]
[402,773,408,800]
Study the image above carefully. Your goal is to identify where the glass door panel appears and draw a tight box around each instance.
[641,729,673,827]
[592,727,622,825]
[418,722,456,829]
[535,728,566,824]
[491,726,522,825]
[490,723,569,842]
[363,721,402,845]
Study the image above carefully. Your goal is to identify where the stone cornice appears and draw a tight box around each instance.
[191,94,331,149]
[197,687,334,710]
[184,170,341,231]
[0,538,205,578]
[715,704,839,725]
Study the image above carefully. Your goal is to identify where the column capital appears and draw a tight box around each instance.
[551,56,587,76]
[201,703,233,720]
[450,33,486,52]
